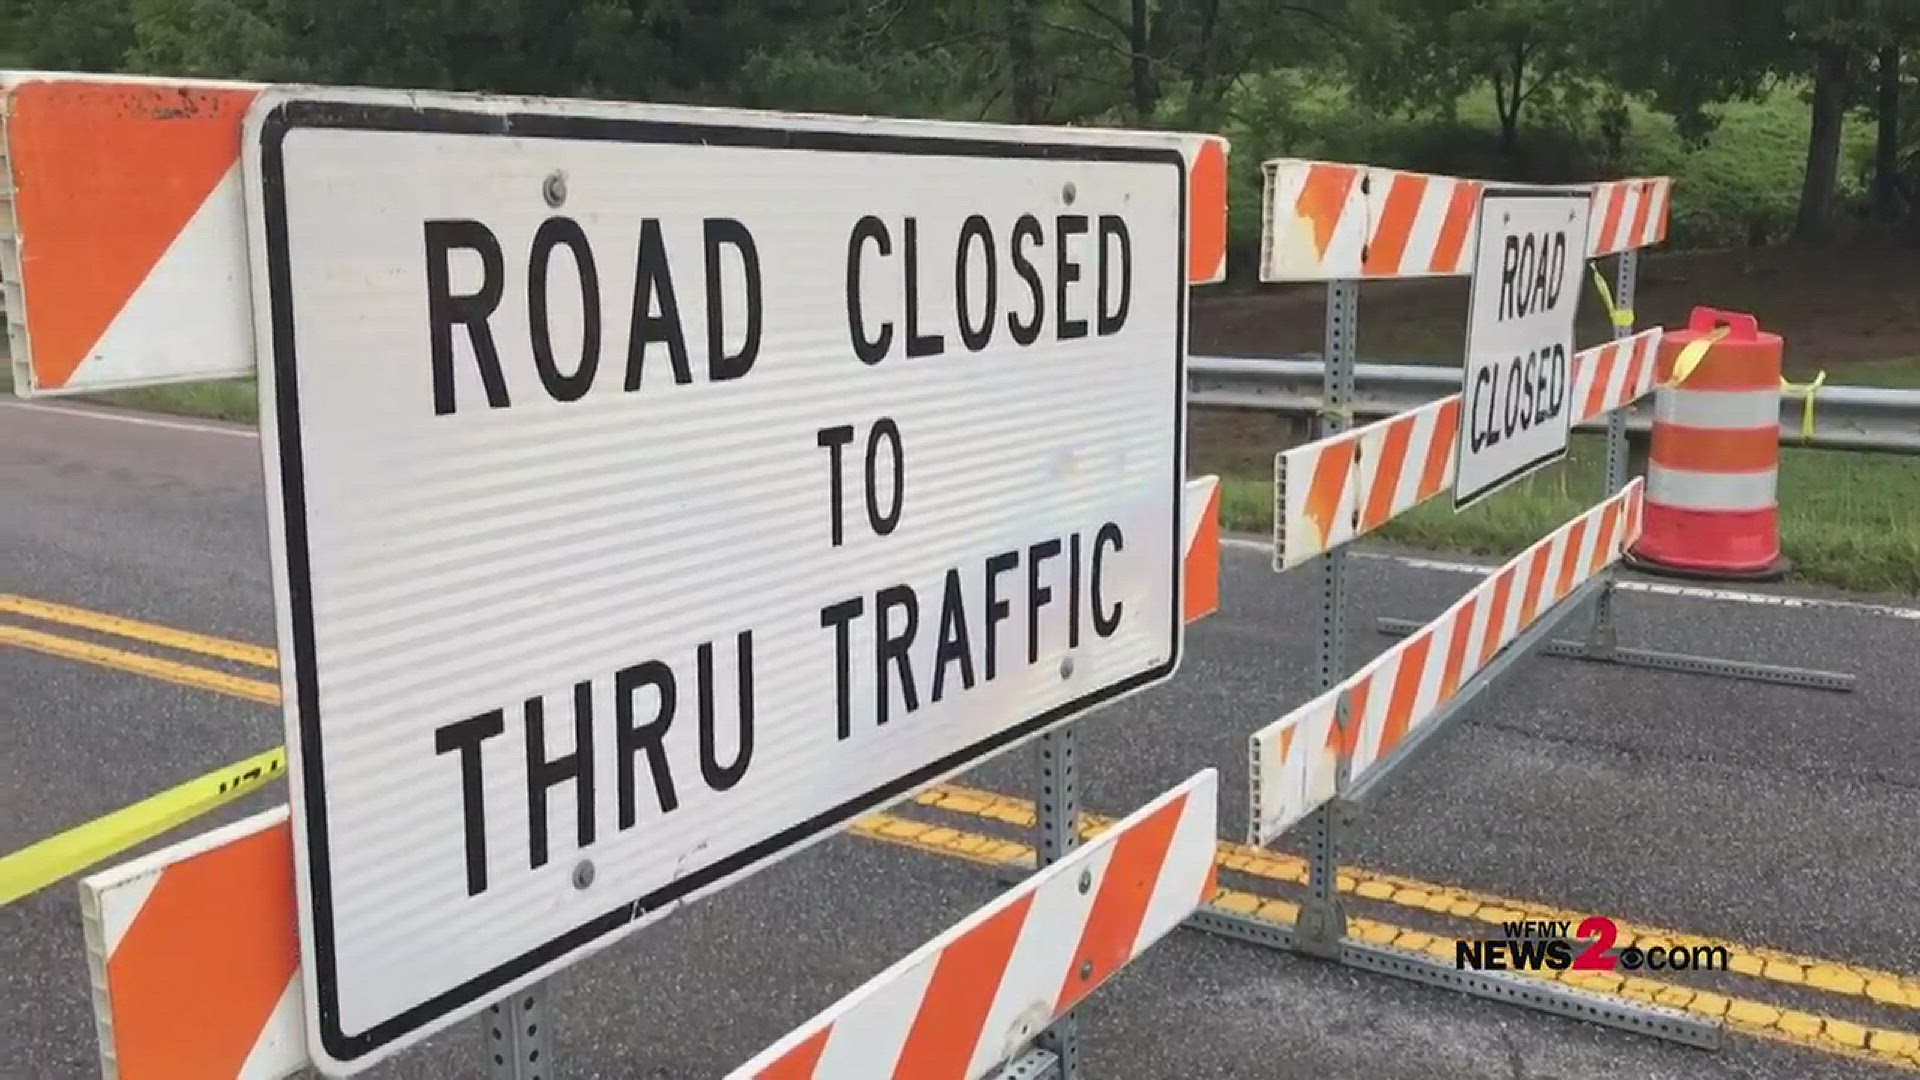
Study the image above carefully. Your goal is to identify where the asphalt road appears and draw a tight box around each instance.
[3,397,1918,1079]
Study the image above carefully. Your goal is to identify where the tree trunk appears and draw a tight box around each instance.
[1009,0,1042,123]
[1794,42,1852,241]
[1495,42,1525,157]
[1179,0,1222,128]
[1871,44,1902,222]
[1129,0,1155,121]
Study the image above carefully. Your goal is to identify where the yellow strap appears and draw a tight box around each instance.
[1780,371,1827,442]
[0,746,287,906]
[1668,326,1729,385]
[1588,263,1635,329]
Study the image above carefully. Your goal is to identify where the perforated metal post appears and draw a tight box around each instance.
[484,982,551,1080]
[1295,278,1359,957]
[1586,250,1638,656]
[1032,726,1080,1076]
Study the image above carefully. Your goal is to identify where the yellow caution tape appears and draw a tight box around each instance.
[0,745,287,906]
[1588,263,1636,329]
[1668,326,1729,386]
[1781,371,1827,442]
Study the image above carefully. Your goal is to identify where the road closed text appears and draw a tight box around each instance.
[1453,191,1591,507]
[422,210,1136,415]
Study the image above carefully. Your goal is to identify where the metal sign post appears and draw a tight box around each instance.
[1292,279,1358,959]
[1032,726,1082,1077]
[1584,250,1639,657]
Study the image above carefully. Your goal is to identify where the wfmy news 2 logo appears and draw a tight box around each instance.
[1455,917,1730,973]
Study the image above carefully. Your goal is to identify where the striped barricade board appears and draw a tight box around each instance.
[728,770,1219,1080]
[1250,479,1645,843]
[1274,329,1661,571]
[0,71,1227,397]
[1259,160,1671,282]
[79,808,306,1080]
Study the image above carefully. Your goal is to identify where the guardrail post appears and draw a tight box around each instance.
[484,982,552,1080]
[1032,726,1081,1077]
[1295,278,1358,957]
[1585,250,1638,658]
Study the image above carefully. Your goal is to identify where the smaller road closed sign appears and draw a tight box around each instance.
[241,87,1190,1072]
[1453,188,1593,510]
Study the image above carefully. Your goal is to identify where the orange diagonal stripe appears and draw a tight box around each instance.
[1626,180,1656,249]
[1183,484,1221,624]
[1590,501,1624,576]
[895,891,1034,1080]
[1378,632,1434,756]
[1362,173,1425,276]
[1428,181,1482,273]
[1580,342,1618,420]
[1554,520,1590,600]
[1479,568,1518,667]
[1303,438,1356,547]
[1187,139,1228,283]
[9,81,258,390]
[1417,398,1461,498]
[1298,164,1361,259]
[1518,546,1553,627]
[108,819,298,1079]
[1361,416,1415,530]
[757,1030,832,1080]
[1439,597,1478,702]
[1594,183,1627,251]
[1056,794,1187,1014]
[1333,678,1372,757]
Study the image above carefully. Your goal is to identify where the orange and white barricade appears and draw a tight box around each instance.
[80,809,306,1080]
[1259,161,1669,282]
[1627,308,1789,580]
[0,72,1229,397]
[1252,481,1644,841]
[730,771,1218,1080]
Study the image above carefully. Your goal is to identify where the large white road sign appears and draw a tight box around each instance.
[242,88,1189,1072]
[1453,188,1592,509]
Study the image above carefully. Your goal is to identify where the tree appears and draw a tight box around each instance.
[1354,0,1605,158]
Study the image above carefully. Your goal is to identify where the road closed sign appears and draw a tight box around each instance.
[1453,188,1592,509]
[240,88,1190,1071]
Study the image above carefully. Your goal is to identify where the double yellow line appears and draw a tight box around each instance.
[5,592,1919,1071]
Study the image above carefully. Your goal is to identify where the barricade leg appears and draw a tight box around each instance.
[1032,727,1081,1078]
[484,982,551,1080]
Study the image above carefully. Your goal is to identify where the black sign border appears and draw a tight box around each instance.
[255,96,1189,1064]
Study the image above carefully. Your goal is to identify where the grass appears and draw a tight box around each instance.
[75,377,261,422]
[1215,433,1920,597]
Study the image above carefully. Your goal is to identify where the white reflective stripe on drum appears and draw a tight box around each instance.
[1654,387,1779,430]
[1645,463,1777,511]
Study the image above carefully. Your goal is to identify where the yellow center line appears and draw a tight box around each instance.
[2,625,282,705]
[9,593,1919,1022]
[852,812,1920,1073]
[1,594,278,669]
[916,781,1920,1012]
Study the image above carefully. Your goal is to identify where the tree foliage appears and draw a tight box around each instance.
[7,0,1916,237]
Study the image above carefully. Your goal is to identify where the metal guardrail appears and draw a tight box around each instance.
[1190,356,1920,455]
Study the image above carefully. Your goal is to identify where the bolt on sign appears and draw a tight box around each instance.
[1453,188,1593,510]
[239,87,1197,1073]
